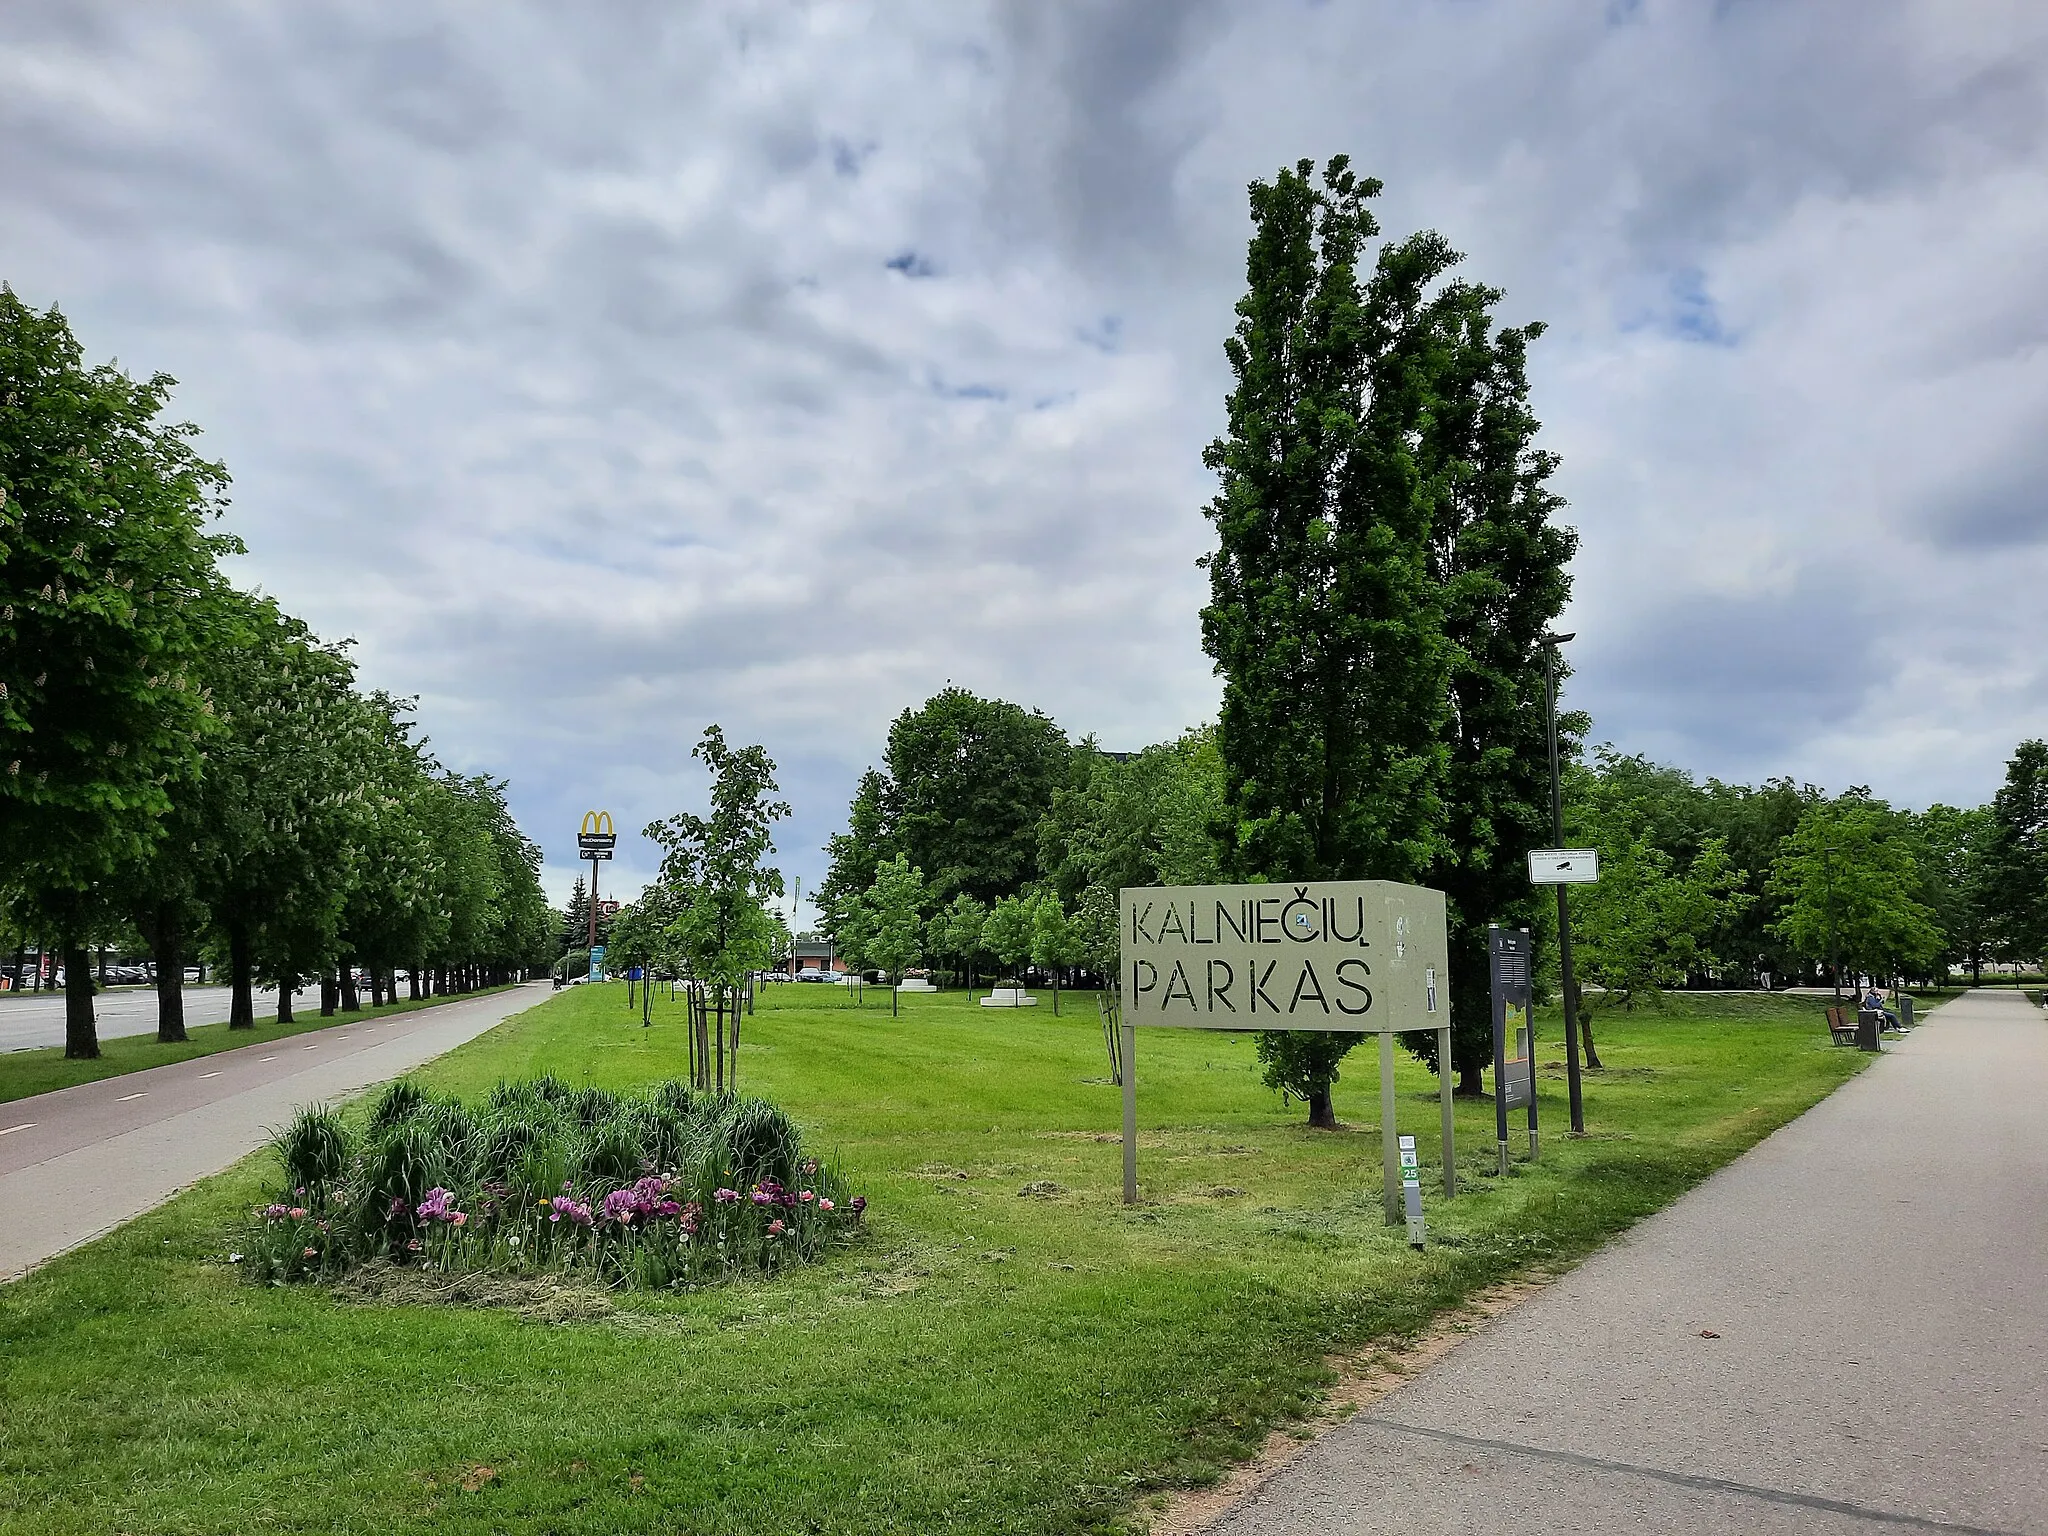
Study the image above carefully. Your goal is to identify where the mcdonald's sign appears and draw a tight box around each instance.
[578,810,617,854]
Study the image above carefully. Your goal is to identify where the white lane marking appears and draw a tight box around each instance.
[199,1072,221,1079]
[303,1043,319,1050]
[0,1123,33,1136]
[117,1092,147,1102]
[260,1056,276,1062]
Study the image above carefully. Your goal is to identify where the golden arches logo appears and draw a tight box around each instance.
[580,810,614,839]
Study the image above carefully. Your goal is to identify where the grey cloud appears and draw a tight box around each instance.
[1924,444,2048,553]
[1588,578,1889,761]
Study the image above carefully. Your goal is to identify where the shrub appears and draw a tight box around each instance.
[244,1080,865,1291]
[367,1077,430,1133]
[714,1097,804,1188]
[275,1106,348,1195]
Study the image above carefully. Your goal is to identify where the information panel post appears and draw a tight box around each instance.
[1489,925,1537,1172]
[1120,879,1453,1222]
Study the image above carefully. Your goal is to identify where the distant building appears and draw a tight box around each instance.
[783,939,848,976]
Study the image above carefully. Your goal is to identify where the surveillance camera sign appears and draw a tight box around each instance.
[1119,879,1449,1032]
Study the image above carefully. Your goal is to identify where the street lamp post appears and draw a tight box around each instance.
[1544,632,1586,1136]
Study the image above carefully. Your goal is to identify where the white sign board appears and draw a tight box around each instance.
[1119,879,1450,1032]
[1528,849,1600,884]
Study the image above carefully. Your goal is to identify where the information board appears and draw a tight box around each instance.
[1489,925,1537,1162]
[1119,879,1449,1032]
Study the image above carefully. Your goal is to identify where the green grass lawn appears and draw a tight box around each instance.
[0,981,1869,1535]
[0,986,521,1106]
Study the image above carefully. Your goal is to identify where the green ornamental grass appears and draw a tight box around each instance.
[244,1078,863,1290]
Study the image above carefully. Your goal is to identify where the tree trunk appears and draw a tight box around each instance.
[408,969,421,1001]
[1580,1011,1603,1069]
[63,941,100,1059]
[277,976,295,1025]
[339,963,359,1013]
[228,923,255,1030]
[97,944,108,986]
[1457,1061,1484,1097]
[321,971,338,1017]
[151,906,188,1044]
[1306,1080,1337,1130]
[9,944,24,996]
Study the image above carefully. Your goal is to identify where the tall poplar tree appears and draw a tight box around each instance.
[1409,290,1577,1093]
[1200,157,1456,1126]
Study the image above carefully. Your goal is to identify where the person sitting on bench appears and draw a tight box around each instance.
[1862,985,1898,1029]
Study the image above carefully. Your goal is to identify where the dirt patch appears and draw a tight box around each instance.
[1143,1275,1552,1535]
[328,1261,616,1322]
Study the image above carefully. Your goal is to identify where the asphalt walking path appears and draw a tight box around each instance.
[1207,988,2048,1536]
[0,982,547,1281]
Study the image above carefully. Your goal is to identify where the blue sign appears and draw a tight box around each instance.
[588,944,605,981]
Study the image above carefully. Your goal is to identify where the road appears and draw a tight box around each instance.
[0,983,546,1281]
[1207,988,2047,1536]
[0,985,316,1053]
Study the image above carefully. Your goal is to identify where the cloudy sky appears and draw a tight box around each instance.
[4,1,2044,911]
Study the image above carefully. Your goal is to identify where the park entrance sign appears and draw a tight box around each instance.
[1117,879,1456,1228]
[1120,880,1448,1029]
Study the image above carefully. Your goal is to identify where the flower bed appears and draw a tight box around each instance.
[241,1075,864,1290]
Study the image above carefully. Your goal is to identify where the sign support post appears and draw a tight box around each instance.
[1379,1028,1400,1224]
[1121,1015,1137,1205]
[1437,1021,1457,1197]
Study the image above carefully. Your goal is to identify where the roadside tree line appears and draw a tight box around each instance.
[0,287,551,1058]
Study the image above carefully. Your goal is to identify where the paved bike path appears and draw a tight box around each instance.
[0,984,546,1281]
[1208,988,2048,1535]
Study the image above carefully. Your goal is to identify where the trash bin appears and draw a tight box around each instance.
[1898,995,1915,1030]
[1856,1009,1883,1051]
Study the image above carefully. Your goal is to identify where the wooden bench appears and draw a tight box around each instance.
[1825,1005,1859,1046]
